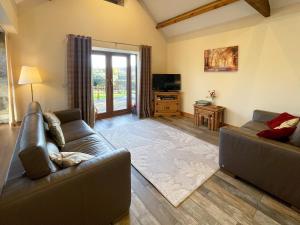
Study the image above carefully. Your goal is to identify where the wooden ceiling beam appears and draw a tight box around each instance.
[156,0,240,29]
[244,0,270,17]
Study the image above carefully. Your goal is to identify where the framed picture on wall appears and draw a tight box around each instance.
[204,46,238,72]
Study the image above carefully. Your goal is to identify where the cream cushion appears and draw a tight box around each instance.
[44,112,66,148]
[275,118,299,129]
[49,152,94,168]
[44,112,60,124]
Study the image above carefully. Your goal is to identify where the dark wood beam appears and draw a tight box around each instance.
[156,0,240,29]
[244,0,270,17]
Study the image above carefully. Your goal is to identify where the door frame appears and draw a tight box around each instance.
[92,50,135,119]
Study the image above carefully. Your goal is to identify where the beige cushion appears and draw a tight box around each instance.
[44,112,61,124]
[44,112,66,148]
[275,118,300,129]
[49,152,94,168]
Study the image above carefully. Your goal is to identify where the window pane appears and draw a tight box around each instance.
[112,56,127,111]
[131,54,137,108]
[0,33,8,124]
[92,54,107,114]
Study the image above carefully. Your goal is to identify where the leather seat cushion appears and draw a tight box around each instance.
[61,120,95,143]
[241,121,269,132]
[62,134,114,156]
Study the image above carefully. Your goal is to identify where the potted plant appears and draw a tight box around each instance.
[207,90,217,105]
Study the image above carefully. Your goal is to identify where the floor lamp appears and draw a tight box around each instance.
[18,66,42,102]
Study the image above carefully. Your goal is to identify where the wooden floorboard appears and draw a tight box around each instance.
[0,124,19,193]
[98,114,299,225]
[1,115,299,225]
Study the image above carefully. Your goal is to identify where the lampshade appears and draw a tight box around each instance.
[18,66,42,85]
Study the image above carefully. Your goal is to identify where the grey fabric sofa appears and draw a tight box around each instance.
[0,102,131,225]
[220,110,300,209]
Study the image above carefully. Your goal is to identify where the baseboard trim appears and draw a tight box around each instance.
[181,111,194,119]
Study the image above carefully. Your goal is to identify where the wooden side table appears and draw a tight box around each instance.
[194,104,225,131]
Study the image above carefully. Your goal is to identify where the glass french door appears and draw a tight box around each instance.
[0,32,8,124]
[92,51,137,119]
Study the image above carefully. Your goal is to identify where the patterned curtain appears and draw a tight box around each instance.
[139,45,152,118]
[67,34,95,127]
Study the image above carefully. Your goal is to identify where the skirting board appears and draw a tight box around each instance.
[181,111,194,119]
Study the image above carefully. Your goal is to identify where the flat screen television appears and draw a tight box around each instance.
[152,74,181,91]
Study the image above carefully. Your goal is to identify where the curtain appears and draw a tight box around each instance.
[67,34,95,127]
[139,45,152,118]
[5,34,17,126]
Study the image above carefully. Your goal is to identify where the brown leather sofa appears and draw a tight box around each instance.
[0,102,131,225]
[220,110,300,209]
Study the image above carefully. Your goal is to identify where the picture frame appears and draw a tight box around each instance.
[204,46,238,72]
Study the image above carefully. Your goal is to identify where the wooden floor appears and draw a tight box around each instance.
[95,115,300,225]
[1,116,299,225]
[0,124,19,193]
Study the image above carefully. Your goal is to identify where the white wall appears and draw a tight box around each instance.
[10,0,166,120]
[167,5,300,126]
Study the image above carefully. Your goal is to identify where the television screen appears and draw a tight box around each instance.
[152,74,181,91]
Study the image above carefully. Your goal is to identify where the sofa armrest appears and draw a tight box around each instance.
[219,126,300,208]
[252,110,279,123]
[0,149,131,225]
[54,109,82,124]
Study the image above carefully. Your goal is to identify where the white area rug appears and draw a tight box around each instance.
[100,119,219,207]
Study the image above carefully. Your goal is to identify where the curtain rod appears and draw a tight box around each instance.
[92,38,140,47]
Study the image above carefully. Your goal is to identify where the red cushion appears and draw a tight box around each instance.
[266,112,297,129]
[257,127,297,141]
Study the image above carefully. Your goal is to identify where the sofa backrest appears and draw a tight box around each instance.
[252,110,280,123]
[8,102,57,180]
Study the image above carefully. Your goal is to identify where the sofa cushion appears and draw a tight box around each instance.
[62,134,114,156]
[252,110,279,122]
[241,121,268,132]
[274,118,299,129]
[267,112,297,129]
[44,112,66,148]
[49,152,94,168]
[61,120,95,143]
[44,112,61,125]
[290,124,300,147]
[46,140,60,155]
[257,127,297,142]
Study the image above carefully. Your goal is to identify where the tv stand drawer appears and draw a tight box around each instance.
[154,91,181,117]
[156,103,179,112]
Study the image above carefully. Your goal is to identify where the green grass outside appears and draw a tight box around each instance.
[93,91,127,100]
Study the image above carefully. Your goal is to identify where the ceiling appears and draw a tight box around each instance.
[14,0,300,37]
[141,0,300,37]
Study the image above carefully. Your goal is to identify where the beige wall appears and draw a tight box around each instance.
[167,5,300,126]
[11,0,166,120]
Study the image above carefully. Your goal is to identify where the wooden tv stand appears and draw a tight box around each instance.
[154,92,181,117]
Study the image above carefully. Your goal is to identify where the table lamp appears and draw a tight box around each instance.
[18,66,42,102]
